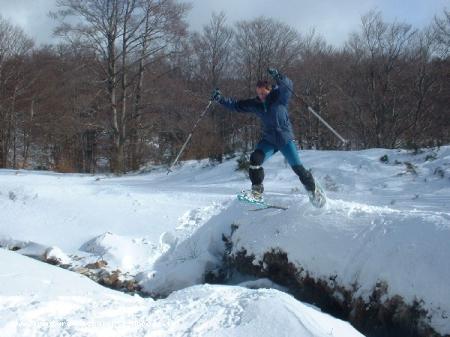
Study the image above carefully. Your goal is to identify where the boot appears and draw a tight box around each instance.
[292,165,315,192]
[292,165,326,208]
[250,184,264,202]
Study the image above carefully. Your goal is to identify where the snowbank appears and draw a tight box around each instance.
[0,249,363,337]
[137,147,450,335]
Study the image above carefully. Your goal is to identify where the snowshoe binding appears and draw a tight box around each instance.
[237,184,266,207]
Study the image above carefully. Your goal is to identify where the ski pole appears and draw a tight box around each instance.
[278,77,348,145]
[167,100,213,174]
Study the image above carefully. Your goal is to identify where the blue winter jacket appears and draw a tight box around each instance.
[218,74,295,149]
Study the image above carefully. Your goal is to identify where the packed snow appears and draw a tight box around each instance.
[1,146,450,335]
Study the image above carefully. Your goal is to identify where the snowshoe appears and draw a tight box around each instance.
[307,181,327,208]
[237,189,266,207]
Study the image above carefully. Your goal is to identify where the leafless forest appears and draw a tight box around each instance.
[0,1,448,173]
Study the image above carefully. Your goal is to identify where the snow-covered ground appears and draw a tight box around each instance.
[1,146,449,336]
[0,249,363,337]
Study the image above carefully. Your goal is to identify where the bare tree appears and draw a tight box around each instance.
[190,12,234,88]
[186,12,234,160]
[290,30,337,149]
[128,0,189,170]
[0,16,34,168]
[340,10,418,147]
[52,0,189,173]
[235,17,302,94]
[433,9,450,58]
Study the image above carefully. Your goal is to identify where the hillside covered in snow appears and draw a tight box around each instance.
[1,146,449,337]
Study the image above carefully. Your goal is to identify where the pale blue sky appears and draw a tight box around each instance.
[0,0,448,46]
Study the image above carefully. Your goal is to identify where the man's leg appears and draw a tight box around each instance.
[249,140,277,193]
[280,141,315,192]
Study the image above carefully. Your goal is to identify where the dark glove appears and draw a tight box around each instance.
[267,68,281,81]
[210,88,222,102]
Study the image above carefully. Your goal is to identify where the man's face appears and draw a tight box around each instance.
[256,86,271,102]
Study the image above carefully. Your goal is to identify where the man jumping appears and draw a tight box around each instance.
[210,68,326,208]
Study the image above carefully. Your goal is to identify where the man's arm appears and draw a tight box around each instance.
[211,89,260,114]
[268,68,293,105]
[219,96,260,114]
[276,74,293,105]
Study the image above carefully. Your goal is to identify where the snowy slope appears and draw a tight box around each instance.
[137,147,450,334]
[1,146,450,335]
[0,249,363,337]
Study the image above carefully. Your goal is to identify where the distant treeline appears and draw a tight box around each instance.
[0,1,448,173]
